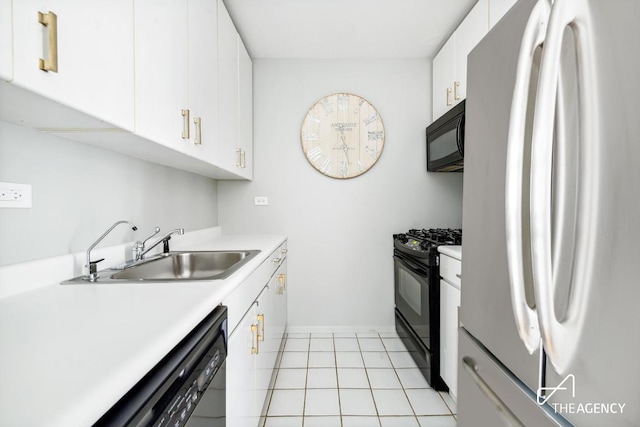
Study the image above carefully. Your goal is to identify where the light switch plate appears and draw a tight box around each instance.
[254,196,268,206]
[0,182,32,208]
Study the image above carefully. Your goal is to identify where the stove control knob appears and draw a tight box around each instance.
[420,241,431,251]
[398,234,408,243]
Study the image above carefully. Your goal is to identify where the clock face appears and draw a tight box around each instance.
[301,93,385,179]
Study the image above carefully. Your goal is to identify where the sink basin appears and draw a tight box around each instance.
[61,250,261,284]
[112,250,260,281]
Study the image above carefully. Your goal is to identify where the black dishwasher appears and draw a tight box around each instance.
[95,306,227,427]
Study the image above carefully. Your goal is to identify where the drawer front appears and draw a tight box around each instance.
[440,253,461,288]
[457,329,565,427]
[225,241,287,335]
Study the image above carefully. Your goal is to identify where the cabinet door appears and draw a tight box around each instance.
[489,0,517,29]
[255,260,288,415]
[134,0,189,150]
[432,36,454,121]
[453,0,489,105]
[237,38,253,179]
[254,285,274,417]
[440,280,461,401]
[0,0,12,81]
[227,301,258,427]
[271,260,288,352]
[11,0,134,130]
[217,0,239,172]
[188,0,218,163]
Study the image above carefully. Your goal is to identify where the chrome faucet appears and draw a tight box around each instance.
[85,220,137,282]
[139,228,184,259]
[132,227,161,261]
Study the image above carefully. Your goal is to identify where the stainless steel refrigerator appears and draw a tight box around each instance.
[459,0,640,425]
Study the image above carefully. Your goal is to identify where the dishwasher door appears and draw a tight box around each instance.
[94,306,227,427]
[186,360,225,426]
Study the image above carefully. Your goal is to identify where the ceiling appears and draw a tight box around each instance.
[223,0,478,59]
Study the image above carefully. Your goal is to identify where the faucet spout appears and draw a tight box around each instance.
[85,220,137,281]
[139,228,185,259]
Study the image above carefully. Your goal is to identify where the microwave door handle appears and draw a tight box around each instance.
[530,0,598,375]
[456,115,465,157]
[504,0,550,355]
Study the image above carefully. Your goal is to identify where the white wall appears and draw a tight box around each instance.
[0,120,219,266]
[218,59,463,330]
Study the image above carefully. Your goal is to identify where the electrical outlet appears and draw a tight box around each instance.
[254,196,269,206]
[0,182,32,208]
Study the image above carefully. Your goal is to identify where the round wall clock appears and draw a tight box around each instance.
[300,93,385,179]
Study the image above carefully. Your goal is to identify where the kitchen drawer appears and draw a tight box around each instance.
[224,241,287,334]
[440,253,461,288]
[458,329,564,426]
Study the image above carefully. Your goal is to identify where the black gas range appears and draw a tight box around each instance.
[392,228,462,390]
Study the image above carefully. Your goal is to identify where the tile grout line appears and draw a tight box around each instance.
[301,333,311,427]
[381,333,422,426]
[331,333,345,427]
[358,332,383,426]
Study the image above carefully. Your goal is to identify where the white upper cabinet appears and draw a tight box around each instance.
[134,0,189,151]
[432,37,455,120]
[0,0,12,82]
[432,0,489,121]
[489,0,517,29]
[217,0,240,173]
[188,0,218,164]
[217,0,253,178]
[454,0,489,105]
[237,39,253,180]
[10,0,135,130]
[0,0,252,180]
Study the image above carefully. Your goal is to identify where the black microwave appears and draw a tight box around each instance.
[426,100,465,172]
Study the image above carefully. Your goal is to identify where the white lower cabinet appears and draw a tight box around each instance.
[439,250,462,401]
[227,300,259,427]
[440,279,461,401]
[226,245,287,427]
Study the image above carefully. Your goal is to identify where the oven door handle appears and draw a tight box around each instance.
[394,254,429,277]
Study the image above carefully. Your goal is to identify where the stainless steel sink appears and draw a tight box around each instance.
[61,250,261,284]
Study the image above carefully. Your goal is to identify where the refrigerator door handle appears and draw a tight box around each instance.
[505,0,550,355]
[530,0,598,374]
[462,356,526,427]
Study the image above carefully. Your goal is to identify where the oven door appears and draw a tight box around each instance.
[393,252,432,349]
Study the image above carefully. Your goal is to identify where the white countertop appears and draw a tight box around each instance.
[438,245,462,260]
[0,231,286,427]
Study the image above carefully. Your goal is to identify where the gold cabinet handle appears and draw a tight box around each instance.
[454,81,461,101]
[251,324,259,354]
[181,109,190,139]
[446,87,453,106]
[257,313,265,341]
[277,273,286,295]
[272,257,282,264]
[38,11,58,72]
[194,117,202,145]
[280,248,288,256]
[236,149,246,168]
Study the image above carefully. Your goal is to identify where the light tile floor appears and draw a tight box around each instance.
[262,331,457,427]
